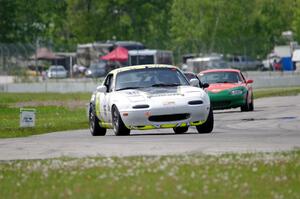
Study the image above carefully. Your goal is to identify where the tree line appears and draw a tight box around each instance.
[1,0,300,60]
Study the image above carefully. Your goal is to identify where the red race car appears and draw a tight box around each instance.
[198,69,254,111]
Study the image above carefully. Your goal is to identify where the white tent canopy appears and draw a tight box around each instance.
[292,49,300,61]
[274,46,291,57]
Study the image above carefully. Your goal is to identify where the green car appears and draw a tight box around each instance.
[198,69,254,111]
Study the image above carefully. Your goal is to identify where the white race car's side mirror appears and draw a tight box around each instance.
[96,85,107,93]
[189,78,199,87]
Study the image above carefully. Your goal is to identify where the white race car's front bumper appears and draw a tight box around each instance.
[119,102,210,130]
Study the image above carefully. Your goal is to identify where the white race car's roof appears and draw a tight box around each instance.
[109,64,179,75]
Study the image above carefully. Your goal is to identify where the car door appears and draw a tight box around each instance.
[99,74,114,124]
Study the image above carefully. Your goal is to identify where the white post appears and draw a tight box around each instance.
[20,108,36,128]
[70,56,73,78]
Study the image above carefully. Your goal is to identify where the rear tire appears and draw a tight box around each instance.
[196,107,214,134]
[173,126,189,134]
[112,106,130,136]
[89,105,106,136]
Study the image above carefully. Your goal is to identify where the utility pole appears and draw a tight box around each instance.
[0,45,3,74]
[35,38,39,81]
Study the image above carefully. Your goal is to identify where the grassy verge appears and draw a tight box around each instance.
[0,106,88,137]
[254,86,300,99]
[0,93,90,138]
[0,150,299,199]
[0,87,300,138]
[0,92,90,104]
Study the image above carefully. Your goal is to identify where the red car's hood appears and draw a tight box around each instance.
[207,83,243,93]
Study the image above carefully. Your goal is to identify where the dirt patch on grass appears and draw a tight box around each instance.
[13,100,88,109]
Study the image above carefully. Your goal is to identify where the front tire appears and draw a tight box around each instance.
[173,126,189,134]
[248,94,254,111]
[196,107,214,134]
[112,106,130,136]
[241,102,249,111]
[89,105,106,136]
[241,93,254,112]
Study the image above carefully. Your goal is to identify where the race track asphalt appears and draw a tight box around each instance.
[0,95,300,160]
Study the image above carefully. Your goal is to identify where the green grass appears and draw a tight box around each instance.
[0,92,90,104]
[0,150,299,199]
[0,93,90,138]
[0,87,300,138]
[0,106,88,138]
[254,86,300,99]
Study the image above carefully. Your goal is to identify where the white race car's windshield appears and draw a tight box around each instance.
[115,68,189,91]
[199,72,242,84]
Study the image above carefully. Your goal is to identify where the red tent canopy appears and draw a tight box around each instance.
[101,46,128,62]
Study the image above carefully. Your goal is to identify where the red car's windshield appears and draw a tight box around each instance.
[199,72,242,84]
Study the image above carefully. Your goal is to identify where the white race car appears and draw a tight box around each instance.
[89,65,213,136]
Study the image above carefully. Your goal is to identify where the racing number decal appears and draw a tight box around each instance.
[95,93,101,117]
[102,94,111,122]
[96,92,108,120]
[99,92,110,122]
[103,104,107,117]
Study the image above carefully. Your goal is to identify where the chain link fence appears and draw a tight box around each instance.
[0,43,37,75]
[0,42,79,83]
[0,40,221,75]
[3,41,296,84]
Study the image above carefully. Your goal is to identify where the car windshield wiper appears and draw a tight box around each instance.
[116,86,143,91]
[151,83,181,87]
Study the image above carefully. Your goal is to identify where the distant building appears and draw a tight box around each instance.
[76,41,145,67]
[186,54,227,73]
[128,49,173,66]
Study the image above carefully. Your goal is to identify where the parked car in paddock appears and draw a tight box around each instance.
[198,69,254,111]
[47,65,68,78]
[85,61,107,78]
[89,64,213,136]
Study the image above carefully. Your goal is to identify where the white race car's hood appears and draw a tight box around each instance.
[119,86,204,98]
[112,85,210,111]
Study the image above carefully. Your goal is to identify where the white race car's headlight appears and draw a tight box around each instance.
[230,89,243,95]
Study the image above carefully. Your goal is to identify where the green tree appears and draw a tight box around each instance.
[0,0,17,42]
[0,0,69,49]
[1,0,300,60]
[254,0,296,55]
[66,0,172,49]
[292,0,300,42]
[170,0,297,60]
